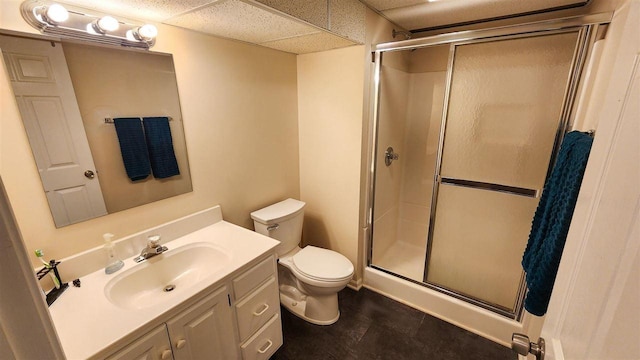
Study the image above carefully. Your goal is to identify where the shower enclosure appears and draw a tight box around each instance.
[367,14,610,322]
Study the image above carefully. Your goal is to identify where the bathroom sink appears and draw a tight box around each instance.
[104,242,230,310]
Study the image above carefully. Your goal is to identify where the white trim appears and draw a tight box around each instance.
[551,338,566,360]
[0,177,65,359]
[347,276,363,290]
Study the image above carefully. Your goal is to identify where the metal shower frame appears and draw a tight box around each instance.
[365,13,612,319]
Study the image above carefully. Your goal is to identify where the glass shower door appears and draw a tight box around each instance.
[425,32,579,314]
[370,45,449,282]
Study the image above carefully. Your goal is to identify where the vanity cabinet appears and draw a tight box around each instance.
[232,256,282,360]
[106,287,236,360]
[103,255,281,360]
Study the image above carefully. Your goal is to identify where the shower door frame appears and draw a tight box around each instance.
[366,13,611,319]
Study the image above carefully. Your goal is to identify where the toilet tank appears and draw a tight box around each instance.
[251,198,305,257]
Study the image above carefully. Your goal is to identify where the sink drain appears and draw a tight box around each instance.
[164,284,176,292]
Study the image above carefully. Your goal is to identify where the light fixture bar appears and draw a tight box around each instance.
[20,0,157,49]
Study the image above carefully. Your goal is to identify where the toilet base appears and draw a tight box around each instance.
[279,292,340,325]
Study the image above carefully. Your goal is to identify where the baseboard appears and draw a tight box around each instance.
[549,337,565,360]
[347,277,363,290]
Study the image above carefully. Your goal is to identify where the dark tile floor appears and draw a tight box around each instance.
[271,288,517,360]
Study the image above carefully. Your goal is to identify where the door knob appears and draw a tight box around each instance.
[512,333,545,360]
[84,170,95,179]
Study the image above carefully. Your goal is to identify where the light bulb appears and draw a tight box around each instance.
[125,30,136,41]
[41,3,69,24]
[138,24,157,40]
[96,16,119,32]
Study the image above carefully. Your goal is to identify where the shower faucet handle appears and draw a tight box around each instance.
[385,146,399,166]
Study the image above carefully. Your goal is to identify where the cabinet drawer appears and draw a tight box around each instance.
[236,277,279,341]
[240,314,282,360]
[233,256,275,299]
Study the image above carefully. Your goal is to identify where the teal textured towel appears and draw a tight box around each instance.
[113,118,151,181]
[522,131,593,316]
[142,117,180,179]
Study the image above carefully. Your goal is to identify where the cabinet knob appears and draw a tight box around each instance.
[161,349,172,360]
[176,339,187,349]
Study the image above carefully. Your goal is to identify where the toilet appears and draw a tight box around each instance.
[251,198,354,325]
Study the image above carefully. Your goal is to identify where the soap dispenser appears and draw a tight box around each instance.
[103,233,124,274]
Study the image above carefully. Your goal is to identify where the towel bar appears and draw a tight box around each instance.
[105,117,173,123]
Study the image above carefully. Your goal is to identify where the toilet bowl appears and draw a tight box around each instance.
[251,198,354,325]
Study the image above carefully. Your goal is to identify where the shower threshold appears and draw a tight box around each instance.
[363,266,527,347]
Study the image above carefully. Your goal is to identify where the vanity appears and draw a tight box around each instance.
[48,206,282,359]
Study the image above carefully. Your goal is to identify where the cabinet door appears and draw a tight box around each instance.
[166,287,239,360]
[106,325,173,360]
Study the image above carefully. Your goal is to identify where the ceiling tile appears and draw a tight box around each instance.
[59,0,215,22]
[253,0,329,28]
[261,32,357,54]
[329,0,365,43]
[166,0,320,43]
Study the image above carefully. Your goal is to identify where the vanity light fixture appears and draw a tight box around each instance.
[20,0,157,49]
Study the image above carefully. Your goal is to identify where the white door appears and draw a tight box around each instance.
[538,1,640,359]
[0,35,107,227]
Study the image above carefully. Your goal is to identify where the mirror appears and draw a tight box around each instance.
[0,32,192,228]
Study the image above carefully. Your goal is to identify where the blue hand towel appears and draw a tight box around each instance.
[522,131,593,316]
[113,118,151,181]
[142,117,180,179]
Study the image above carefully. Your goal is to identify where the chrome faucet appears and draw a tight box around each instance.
[134,235,168,263]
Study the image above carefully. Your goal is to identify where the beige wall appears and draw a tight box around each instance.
[0,1,300,266]
[63,43,192,213]
[297,45,364,277]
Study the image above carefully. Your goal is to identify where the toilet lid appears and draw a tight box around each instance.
[292,246,354,281]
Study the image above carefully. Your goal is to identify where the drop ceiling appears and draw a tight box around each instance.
[50,0,591,53]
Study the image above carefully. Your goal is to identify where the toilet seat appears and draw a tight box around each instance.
[291,246,354,282]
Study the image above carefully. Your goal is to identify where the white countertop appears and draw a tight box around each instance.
[49,220,278,360]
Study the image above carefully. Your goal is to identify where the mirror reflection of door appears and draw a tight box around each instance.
[0,35,107,226]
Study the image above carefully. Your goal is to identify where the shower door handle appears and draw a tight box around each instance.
[385,147,399,166]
